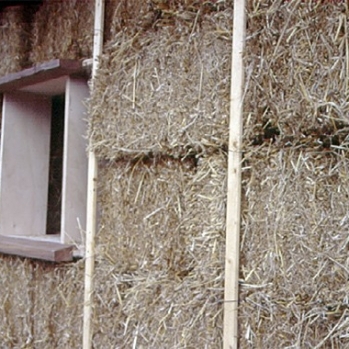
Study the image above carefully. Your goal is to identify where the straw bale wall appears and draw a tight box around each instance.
[87,3,230,347]
[0,1,229,348]
[240,147,349,348]
[89,5,232,159]
[0,255,84,348]
[29,0,94,64]
[0,6,34,76]
[244,0,349,147]
[2,0,349,347]
[238,1,349,347]
[103,0,230,41]
[0,0,93,77]
[92,153,226,347]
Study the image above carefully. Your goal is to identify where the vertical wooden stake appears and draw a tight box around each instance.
[83,0,105,348]
[224,1,246,349]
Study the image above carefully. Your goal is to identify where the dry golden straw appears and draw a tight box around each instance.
[2,0,349,347]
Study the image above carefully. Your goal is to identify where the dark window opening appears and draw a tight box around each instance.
[46,94,64,235]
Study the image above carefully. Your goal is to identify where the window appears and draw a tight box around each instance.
[0,60,89,261]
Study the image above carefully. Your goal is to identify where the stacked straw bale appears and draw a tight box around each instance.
[0,0,93,76]
[93,152,226,348]
[87,2,232,347]
[103,0,231,41]
[0,6,33,76]
[1,1,230,347]
[244,0,349,147]
[239,0,349,347]
[240,146,349,348]
[30,0,94,64]
[0,255,84,348]
[4,0,349,347]
[103,0,148,42]
[89,6,233,159]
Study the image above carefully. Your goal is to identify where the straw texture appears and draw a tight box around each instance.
[239,1,349,347]
[2,0,349,347]
[0,256,84,348]
[92,152,226,348]
[88,5,232,159]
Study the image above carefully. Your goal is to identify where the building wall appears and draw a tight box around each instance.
[0,1,229,348]
[2,0,347,347]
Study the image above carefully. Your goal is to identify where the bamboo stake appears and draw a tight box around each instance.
[223,1,246,349]
[83,0,105,348]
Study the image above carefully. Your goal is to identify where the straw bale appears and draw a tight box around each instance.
[245,0,349,147]
[0,255,84,348]
[239,145,349,348]
[104,0,148,42]
[104,0,231,41]
[0,6,34,76]
[88,8,233,159]
[92,151,226,347]
[30,0,94,64]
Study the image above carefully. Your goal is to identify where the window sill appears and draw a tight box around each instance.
[0,235,74,262]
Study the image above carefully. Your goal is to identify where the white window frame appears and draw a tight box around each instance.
[0,60,89,261]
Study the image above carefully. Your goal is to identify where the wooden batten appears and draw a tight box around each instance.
[83,0,105,348]
[224,0,246,348]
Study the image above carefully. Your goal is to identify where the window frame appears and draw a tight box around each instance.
[0,59,89,262]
